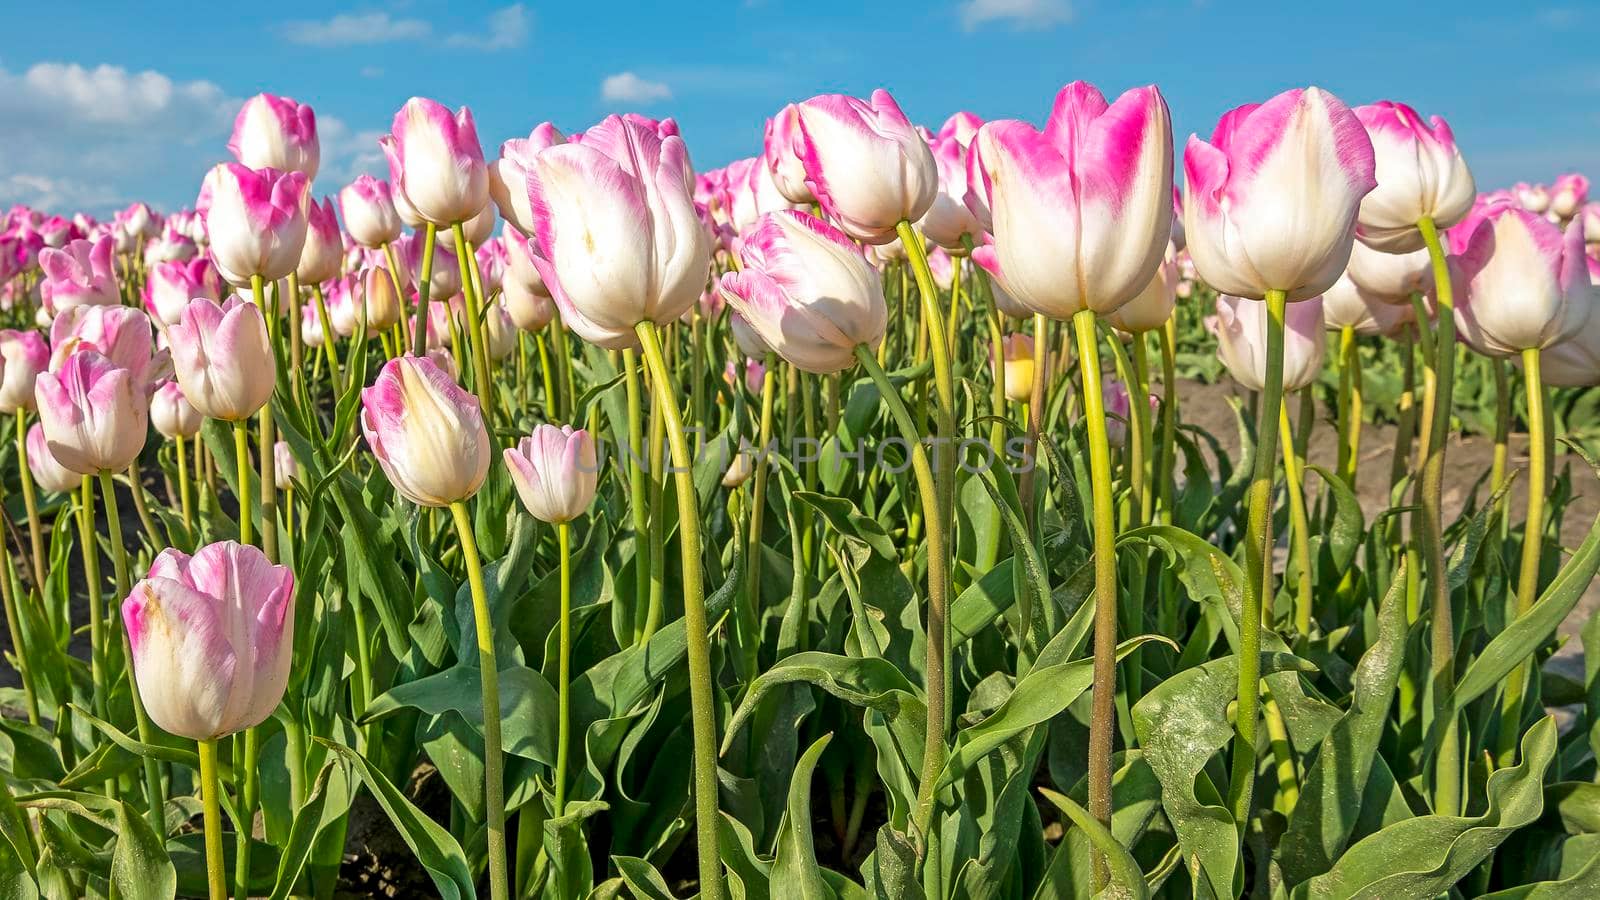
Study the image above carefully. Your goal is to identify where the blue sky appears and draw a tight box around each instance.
[1,1,1594,216]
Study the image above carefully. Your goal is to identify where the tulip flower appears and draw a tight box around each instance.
[273,441,297,491]
[1515,182,1550,214]
[728,154,806,236]
[1322,272,1417,337]
[764,105,814,205]
[1344,239,1430,302]
[1551,173,1590,221]
[794,90,937,244]
[729,311,769,358]
[459,204,496,245]
[1541,257,1600,386]
[363,266,403,332]
[151,380,202,439]
[1583,202,1600,248]
[717,210,886,374]
[0,329,49,414]
[1185,88,1376,301]
[488,123,566,236]
[1210,293,1327,392]
[721,448,755,489]
[1353,102,1475,252]
[503,278,554,333]
[169,297,276,421]
[205,163,311,284]
[360,355,490,506]
[998,333,1035,403]
[504,424,598,524]
[970,82,1174,319]
[484,300,517,361]
[398,230,462,301]
[919,118,983,249]
[145,258,223,326]
[25,422,79,494]
[40,236,119,311]
[34,350,148,474]
[381,98,489,227]
[230,93,319,180]
[723,358,765,395]
[1104,380,1133,449]
[519,114,710,345]
[338,176,404,248]
[301,302,326,348]
[1454,207,1592,354]
[476,239,507,296]
[49,305,163,390]
[297,197,343,285]
[1106,245,1179,334]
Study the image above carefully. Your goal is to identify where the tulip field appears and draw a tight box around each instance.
[2,82,1600,900]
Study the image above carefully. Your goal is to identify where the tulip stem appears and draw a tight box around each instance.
[198,738,227,900]
[0,535,38,726]
[1279,402,1314,636]
[447,500,509,900]
[1499,347,1547,762]
[1155,318,1179,525]
[233,421,252,547]
[621,348,651,645]
[740,353,778,687]
[76,477,110,745]
[1336,326,1362,489]
[413,223,437,357]
[14,413,45,592]
[381,240,410,347]
[234,725,259,900]
[633,321,726,900]
[1068,309,1119,889]
[536,334,556,416]
[451,225,497,430]
[1416,216,1461,816]
[98,470,166,833]
[176,435,194,536]
[555,521,572,817]
[1229,288,1287,843]
[311,283,343,395]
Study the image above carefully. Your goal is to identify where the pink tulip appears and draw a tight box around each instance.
[1582,202,1600,246]
[520,114,710,349]
[39,236,119,311]
[49,305,163,390]
[918,119,983,249]
[503,424,598,524]
[0,329,50,414]
[338,176,403,248]
[230,93,319,180]
[1515,182,1550,214]
[718,210,886,374]
[1541,257,1600,386]
[1185,88,1376,301]
[381,98,489,227]
[764,105,814,205]
[34,350,148,474]
[360,355,490,506]
[169,297,276,421]
[1322,272,1418,338]
[122,541,294,740]
[1106,244,1179,334]
[488,123,566,236]
[795,89,937,243]
[1343,239,1430,302]
[145,258,224,326]
[1454,206,1593,353]
[362,266,403,332]
[728,155,806,236]
[205,163,310,284]
[25,422,81,493]
[274,440,298,490]
[970,82,1174,319]
[475,238,508,296]
[729,310,769,358]
[1210,294,1327,392]
[297,197,343,285]
[723,357,765,395]
[1551,173,1590,221]
[1353,101,1475,252]
[397,230,462,301]
[143,224,198,266]
[151,380,202,439]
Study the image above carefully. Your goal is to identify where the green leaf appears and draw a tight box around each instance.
[612,855,677,899]
[795,490,897,560]
[862,824,923,900]
[363,663,559,764]
[111,800,175,900]
[267,762,348,900]
[1036,788,1149,900]
[1294,716,1559,899]
[771,733,835,900]
[69,706,197,770]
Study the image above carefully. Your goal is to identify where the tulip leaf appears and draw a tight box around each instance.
[1037,788,1150,900]
[69,705,198,770]
[363,663,558,764]
[111,800,176,900]
[611,855,677,900]
[771,733,834,900]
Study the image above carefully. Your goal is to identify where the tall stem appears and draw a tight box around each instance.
[555,522,572,816]
[741,353,778,685]
[412,224,438,356]
[233,422,252,547]
[1155,319,1179,525]
[1337,326,1362,489]
[1499,348,1547,761]
[77,477,108,727]
[198,739,227,900]
[176,435,194,535]
[633,321,726,900]
[622,349,651,644]
[233,725,259,900]
[311,283,344,394]
[1229,288,1287,839]
[1491,359,1511,532]
[1279,404,1314,636]
[14,413,44,589]
[1071,309,1119,889]
[451,225,496,428]
[447,501,509,900]
[1417,216,1461,815]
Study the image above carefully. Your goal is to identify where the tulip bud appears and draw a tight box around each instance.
[795,90,937,243]
[1515,183,1550,214]
[230,93,319,179]
[151,380,203,439]
[764,105,814,205]
[145,258,223,326]
[338,176,403,249]
[398,231,462,300]
[728,155,806,236]
[504,424,598,524]
[459,204,496,246]
[300,302,326,349]
[40,235,120,313]
[297,197,343,285]
[1210,294,1327,392]
[169,297,276,421]
[274,441,298,490]
[721,443,756,488]
[998,333,1035,403]
[1106,246,1179,334]
[34,351,148,474]
[360,356,490,506]
[503,278,554,334]
[489,123,566,236]
[1353,102,1475,252]
[476,239,507,296]
[723,358,765,395]
[381,98,489,227]
[122,541,295,740]
[1104,380,1132,449]
[1184,88,1376,301]
[1551,173,1590,221]
[1343,239,1430,302]
[485,300,517,361]
[520,115,710,347]
[26,422,80,493]
[205,163,310,284]
[363,267,403,332]
[718,210,887,374]
[0,329,50,414]
[970,82,1174,320]
[1454,207,1593,354]
[1322,272,1418,338]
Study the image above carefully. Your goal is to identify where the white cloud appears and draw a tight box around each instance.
[959,0,1074,31]
[316,116,389,189]
[600,72,673,104]
[445,4,531,51]
[281,12,431,47]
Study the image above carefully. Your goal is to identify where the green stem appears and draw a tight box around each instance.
[198,739,227,900]
[1491,359,1510,537]
[1417,216,1461,815]
[233,422,252,547]
[0,541,38,725]
[1229,288,1287,840]
[176,435,194,536]
[1499,348,1547,761]
[632,322,725,900]
[14,413,44,590]
[1336,326,1362,489]
[741,353,778,686]
[555,522,572,817]
[1072,309,1119,889]
[233,724,259,900]
[1155,319,1179,526]
[311,283,343,394]
[1279,403,1314,636]
[447,501,509,900]
[622,348,651,645]
[412,223,437,357]
[77,477,109,753]
[451,225,496,429]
